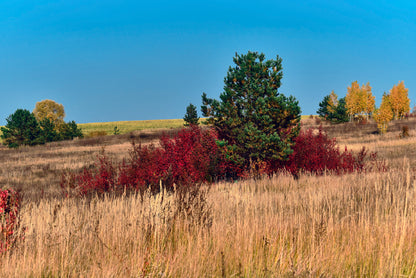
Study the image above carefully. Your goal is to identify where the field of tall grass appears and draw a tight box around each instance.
[1,118,416,276]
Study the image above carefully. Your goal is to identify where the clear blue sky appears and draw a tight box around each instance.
[1,1,415,125]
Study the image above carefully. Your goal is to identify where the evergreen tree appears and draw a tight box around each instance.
[39,118,59,143]
[201,51,301,168]
[1,109,42,148]
[59,121,83,140]
[332,97,349,123]
[183,103,199,126]
[317,95,331,120]
[317,94,348,123]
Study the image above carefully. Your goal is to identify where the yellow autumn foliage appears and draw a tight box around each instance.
[327,90,338,114]
[373,93,393,134]
[33,99,65,127]
[389,81,410,119]
[345,81,375,120]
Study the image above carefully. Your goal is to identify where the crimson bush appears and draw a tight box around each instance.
[62,126,238,196]
[280,128,381,176]
[0,188,22,252]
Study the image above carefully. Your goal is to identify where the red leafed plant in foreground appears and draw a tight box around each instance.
[61,125,237,196]
[0,188,22,253]
[281,127,385,177]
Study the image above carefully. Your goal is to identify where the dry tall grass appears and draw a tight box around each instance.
[1,164,416,277]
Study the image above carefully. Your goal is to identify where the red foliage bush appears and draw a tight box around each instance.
[280,128,382,176]
[118,126,232,191]
[0,188,22,252]
[62,125,238,196]
[118,143,164,192]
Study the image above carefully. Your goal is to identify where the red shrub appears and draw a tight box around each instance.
[281,128,380,176]
[118,126,236,190]
[118,143,165,191]
[78,155,117,195]
[158,125,236,186]
[0,188,22,253]
[62,126,237,196]
[61,153,118,197]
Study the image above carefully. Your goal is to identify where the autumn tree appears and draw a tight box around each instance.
[373,93,393,134]
[202,51,301,170]
[33,99,65,129]
[345,81,375,120]
[389,81,410,119]
[327,90,338,114]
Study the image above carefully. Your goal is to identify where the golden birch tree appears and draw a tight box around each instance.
[327,90,338,114]
[33,99,65,128]
[373,93,393,134]
[346,81,375,120]
[362,82,375,117]
[346,81,361,119]
[389,81,410,119]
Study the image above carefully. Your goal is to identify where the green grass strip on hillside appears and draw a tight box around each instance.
[78,119,189,136]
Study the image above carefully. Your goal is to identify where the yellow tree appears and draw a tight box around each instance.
[327,90,338,114]
[389,81,410,119]
[373,93,393,134]
[346,81,361,119]
[33,99,65,128]
[362,82,375,117]
[345,81,375,120]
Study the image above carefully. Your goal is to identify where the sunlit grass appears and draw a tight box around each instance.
[78,119,188,135]
[2,167,416,277]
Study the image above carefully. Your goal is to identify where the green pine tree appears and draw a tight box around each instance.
[201,51,301,168]
[317,94,348,123]
[183,103,199,126]
[1,109,42,148]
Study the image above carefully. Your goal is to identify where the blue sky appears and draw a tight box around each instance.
[0,1,415,125]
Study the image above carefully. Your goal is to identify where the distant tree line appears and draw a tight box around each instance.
[1,100,83,148]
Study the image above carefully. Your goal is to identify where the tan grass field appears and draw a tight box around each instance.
[1,118,416,276]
